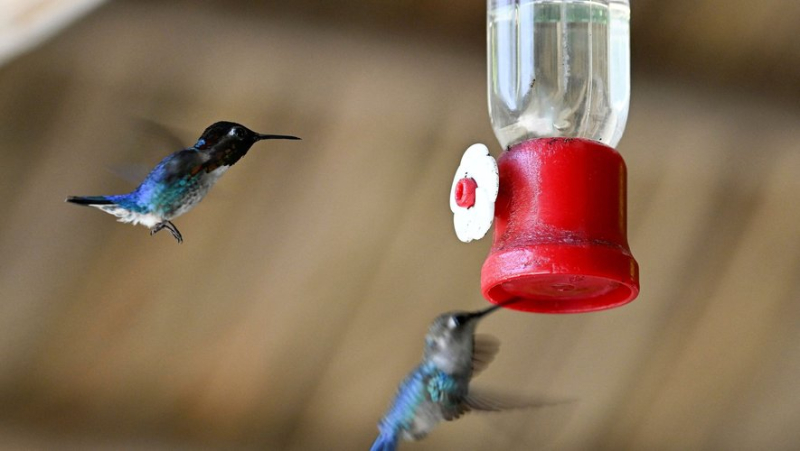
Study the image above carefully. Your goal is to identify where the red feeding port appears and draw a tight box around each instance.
[454,177,478,208]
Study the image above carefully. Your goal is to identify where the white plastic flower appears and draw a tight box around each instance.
[449,143,499,243]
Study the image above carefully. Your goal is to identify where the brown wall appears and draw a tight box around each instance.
[0,1,799,449]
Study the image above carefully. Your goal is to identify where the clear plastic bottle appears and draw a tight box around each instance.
[480,0,638,313]
[488,0,630,149]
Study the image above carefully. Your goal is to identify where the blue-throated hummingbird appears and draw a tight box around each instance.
[370,299,558,450]
[66,121,299,243]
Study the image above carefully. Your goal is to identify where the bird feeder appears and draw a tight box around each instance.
[450,0,639,313]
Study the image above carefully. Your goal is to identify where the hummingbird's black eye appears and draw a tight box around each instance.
[448,314,468,329]
[229,127,246,138]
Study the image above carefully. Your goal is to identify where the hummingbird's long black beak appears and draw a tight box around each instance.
[255,133,301,141]
[466,297,523,321]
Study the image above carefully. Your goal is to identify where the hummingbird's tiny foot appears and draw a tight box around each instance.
[164,221,183,244]
[151,221,183,244]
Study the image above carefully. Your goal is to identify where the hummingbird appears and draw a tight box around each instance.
[66,121,300,243]
[370,299,557,451]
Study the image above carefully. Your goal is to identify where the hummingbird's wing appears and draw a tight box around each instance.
[131,117,187,152]
[159,144,244,185]
[159,149,207,184]
[105,163,155,186]
[472,334,500,376]
[463,389,573,413]
[444,390,533,421]
[106,118,190,186]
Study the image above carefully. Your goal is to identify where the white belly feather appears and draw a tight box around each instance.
[168,166,229,218]
[94,205,162,228]
[94,166,230,229]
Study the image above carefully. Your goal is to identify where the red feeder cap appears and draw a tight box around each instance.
[481,138,639,313]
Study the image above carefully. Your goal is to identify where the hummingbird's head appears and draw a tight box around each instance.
[423,304,503,373]
[193,121,300,150]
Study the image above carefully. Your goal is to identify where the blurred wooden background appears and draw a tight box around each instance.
[1,0,799,449]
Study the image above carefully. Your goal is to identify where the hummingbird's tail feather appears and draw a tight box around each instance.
[66,195,160,228]
[65,195,115,206]
[369,431,399,451]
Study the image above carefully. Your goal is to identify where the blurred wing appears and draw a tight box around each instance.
[131,117,188,152]
[463,388,574,413]
[446,390,572,421]
[444,404,470,421]
[104,163,153,186]
[104,118,189,186]
[472,334,500,376]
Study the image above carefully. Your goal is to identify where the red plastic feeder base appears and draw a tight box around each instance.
[481,138,639,313]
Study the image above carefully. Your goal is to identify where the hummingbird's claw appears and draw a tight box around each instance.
[151,220,183,244]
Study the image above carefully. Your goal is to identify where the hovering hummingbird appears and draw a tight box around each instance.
[370,300,558,451]
[66,121,300,243]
